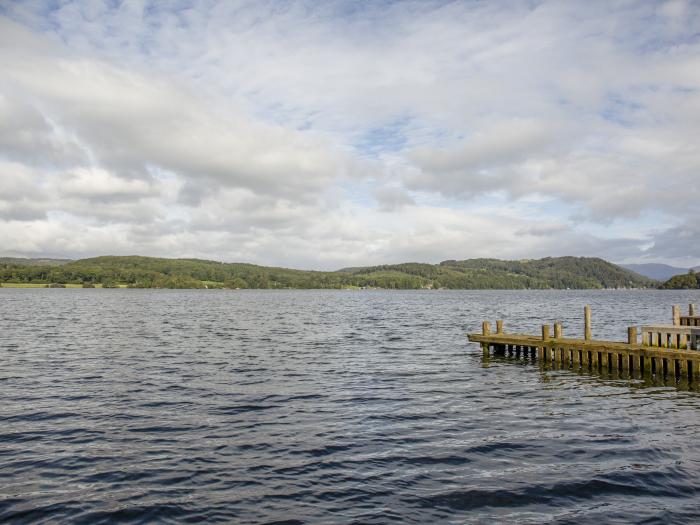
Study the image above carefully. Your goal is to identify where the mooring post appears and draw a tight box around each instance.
[496,320,504,334]
[584,305,592,340]
[673,305,681,326]
[554,322,562,339]
[627,326,638,345]
[690,304,696,317]
[482,321,491,335]
[542,324,550,341]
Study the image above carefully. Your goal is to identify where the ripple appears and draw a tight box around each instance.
[2,289,700,523]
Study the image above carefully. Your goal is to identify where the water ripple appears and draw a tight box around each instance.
[2,289,700,523]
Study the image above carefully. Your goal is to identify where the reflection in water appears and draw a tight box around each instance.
[485,352,700,392]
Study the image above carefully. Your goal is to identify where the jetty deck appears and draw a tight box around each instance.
[468,304,700,381]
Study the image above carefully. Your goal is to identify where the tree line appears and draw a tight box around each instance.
[0,255,658,289]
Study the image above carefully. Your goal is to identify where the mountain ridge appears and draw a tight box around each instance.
[0,255,656,289]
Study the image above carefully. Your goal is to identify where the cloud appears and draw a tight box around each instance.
[646,222,700,263]
[0,1,699,267]
[0,17,351,200]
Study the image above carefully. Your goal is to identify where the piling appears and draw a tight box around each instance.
[691,304,697,317]
[584,305,592,340]
[673,305,681,326]
[554,322,562,339]
[469,304,700,383]
[542,324,550,341]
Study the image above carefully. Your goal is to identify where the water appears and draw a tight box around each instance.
[2,289,700,524]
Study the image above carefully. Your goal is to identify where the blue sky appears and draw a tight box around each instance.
[0,0,699,269]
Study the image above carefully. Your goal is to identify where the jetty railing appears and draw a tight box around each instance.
[469,303,700,381]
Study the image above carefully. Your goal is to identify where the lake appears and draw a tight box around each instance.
[2,289,700,523]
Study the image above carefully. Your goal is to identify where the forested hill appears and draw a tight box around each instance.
[0,255,656,289]
[660,270,700,289]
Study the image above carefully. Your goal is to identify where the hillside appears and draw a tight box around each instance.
[660,270,700,289]
[0,255,656,289]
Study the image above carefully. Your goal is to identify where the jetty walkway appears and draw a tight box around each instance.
[468,304,700,381]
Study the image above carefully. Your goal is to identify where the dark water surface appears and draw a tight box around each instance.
[3,289,700,524]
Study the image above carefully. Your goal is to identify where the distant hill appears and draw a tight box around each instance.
[661,270,700,290]
[0,257,72,267]
[0,255,657,289]
[620,263,690,281]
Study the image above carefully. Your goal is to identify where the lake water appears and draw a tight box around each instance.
[2,289,700,524]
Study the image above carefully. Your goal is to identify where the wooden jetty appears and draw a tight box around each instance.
[468,304,700,381]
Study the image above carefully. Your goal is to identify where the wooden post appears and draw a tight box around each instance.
[690,304,696,317]
[673,305,681,326]
[542,324,550,341]
[482,321,491,335]
[584,305,592,340]
[621,352,629,370]
[553,322,562,339]
[678,359,688,380]
[656,357,665,377]
[627,326,637,345]
[496,320,503,334]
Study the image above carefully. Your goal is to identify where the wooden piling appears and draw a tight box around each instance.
[554,322,562,339]
[673,305,681,326]
[469,307,700,383]
[584,305,592,340]
[690,304,697,317]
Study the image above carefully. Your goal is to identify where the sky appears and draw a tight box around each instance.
[0,0,699,270]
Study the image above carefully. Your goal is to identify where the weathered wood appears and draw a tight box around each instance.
[584,305,592,340]
[673,305,681,326]
[542,324,550,341]
[482,321,491,335]
[468,329,700,380]
[621,352,630,370]
[656,356,666,377]
[554,322,563,339]
[627,326,637,345]
[496,320,504,334]
[572,348,580,367]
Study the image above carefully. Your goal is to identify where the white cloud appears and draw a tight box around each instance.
[0,1,699,267]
